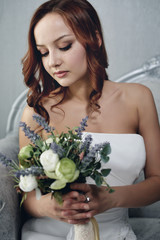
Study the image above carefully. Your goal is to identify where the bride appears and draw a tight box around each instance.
[19,0,160,239]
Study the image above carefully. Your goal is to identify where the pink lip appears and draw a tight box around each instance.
[54,71,68,78]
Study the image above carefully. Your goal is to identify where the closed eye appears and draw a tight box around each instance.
[40,51,49,57]
[59,43,72,51]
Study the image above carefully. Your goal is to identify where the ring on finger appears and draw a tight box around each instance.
[85,195,90,203]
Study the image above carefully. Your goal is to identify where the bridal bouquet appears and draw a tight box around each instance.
[0,114,113,240]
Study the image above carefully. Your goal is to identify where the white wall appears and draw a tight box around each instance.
[0,0,160,139]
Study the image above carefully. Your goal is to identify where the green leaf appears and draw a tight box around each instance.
[100,144,111,163]
[101,155,110,163]
[80,169,92,177]
[50,179,67,190]
[94,172,103,186]
[53,191,63,205]
[35,139,44,149]
[20,193,27,207]
[109,188,115,193]
[101,169,111,177]
[95,161,101,170]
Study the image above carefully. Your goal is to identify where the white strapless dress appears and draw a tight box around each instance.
[22,133,146,240]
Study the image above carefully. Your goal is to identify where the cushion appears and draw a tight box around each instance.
[129,218,160,240]
[0,133,21,240]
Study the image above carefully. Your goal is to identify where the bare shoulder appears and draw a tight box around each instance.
[108,81,153,101]
[103,80,153,100]
[121,82,152,95]
[121,82,155,107]
[20,105,40,131]
[117,82,159,128]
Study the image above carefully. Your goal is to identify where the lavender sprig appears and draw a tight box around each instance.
[0,152,12,167]
[80,134,93,153]
[19,122,41,144]
[75,116,89,138]
[32,114,54,133]
[50,142,65,158]
[81,142,110,168]
[0,152,20,175]
[15,166,44,178]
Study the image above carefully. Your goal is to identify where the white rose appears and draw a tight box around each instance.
[19,175,38,192]
[40,149,59,171]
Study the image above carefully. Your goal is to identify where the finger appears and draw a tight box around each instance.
[63,194,86,207]
[61,209,87,218]
[63,201,90,211]
[66,210,92,220]
[70,183,90,193]
[62,191,79,200]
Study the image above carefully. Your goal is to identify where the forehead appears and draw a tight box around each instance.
[34,12,74,45]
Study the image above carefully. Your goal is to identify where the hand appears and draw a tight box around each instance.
[24,190,90,224]
[67,183,115,220]
[61,190,91,224]
[40,191,91,224]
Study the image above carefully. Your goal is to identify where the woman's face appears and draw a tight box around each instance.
[34,13,88,87]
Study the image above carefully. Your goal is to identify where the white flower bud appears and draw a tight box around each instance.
[19,175,38,192]
[45,138,53,145]
[40,149,59,171]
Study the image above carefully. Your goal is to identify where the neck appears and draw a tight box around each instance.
[66,79,92,104]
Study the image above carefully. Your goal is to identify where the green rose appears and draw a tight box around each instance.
[18,145,34,167]
[50,158,79,190]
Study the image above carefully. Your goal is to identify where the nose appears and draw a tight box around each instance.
[48,51,61,68]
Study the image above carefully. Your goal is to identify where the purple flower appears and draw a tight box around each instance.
[19,122,41,145]
[50,142,64,158]
[75,116,89,137]
[32,114,54,133]
[80,134,92,153]
[0,152,12,167]
[81,142,110,167]
[15,166,44,178]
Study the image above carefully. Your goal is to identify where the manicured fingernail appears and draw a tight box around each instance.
[84,204,89,210]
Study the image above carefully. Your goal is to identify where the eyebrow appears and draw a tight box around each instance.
[36,34,73,47]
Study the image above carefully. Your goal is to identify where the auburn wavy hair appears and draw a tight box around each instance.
[22,0,109,122]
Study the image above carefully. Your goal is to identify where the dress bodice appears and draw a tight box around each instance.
[83,133,146,186]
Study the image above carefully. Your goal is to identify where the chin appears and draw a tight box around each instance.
[56,79,76,88]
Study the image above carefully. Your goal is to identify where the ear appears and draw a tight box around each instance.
[96,30,102,47]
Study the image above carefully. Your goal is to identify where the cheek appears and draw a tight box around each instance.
[70,48,87,70]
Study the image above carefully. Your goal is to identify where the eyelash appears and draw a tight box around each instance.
[59,43,72,51]
[40,43,72,57]
[40,52,48,57]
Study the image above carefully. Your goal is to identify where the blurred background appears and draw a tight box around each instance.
[0,0,160,139]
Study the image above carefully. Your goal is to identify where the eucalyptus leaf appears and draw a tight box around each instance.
[94,172,103,186]
[95,161,101,170]
[100,144,111,163]
[101,168,111,177]
[101,155,110,163]
[81,169,92,177]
